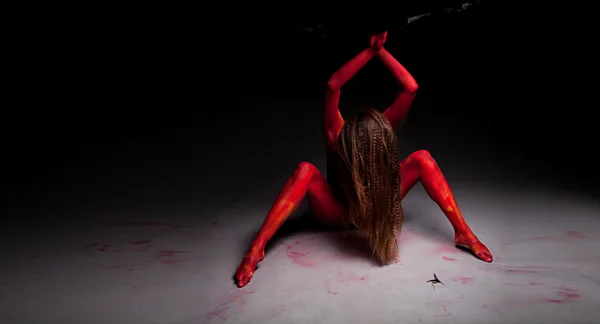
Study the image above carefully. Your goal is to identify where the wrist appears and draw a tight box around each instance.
[375,47,387,57]
[366,47,380,57]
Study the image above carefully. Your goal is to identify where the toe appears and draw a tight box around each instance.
[476,246,493,263]
[479,252,492,263]
[236,271,254,288]
[236,276,249,287]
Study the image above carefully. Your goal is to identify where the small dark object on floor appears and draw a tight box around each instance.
[426,273,444,289]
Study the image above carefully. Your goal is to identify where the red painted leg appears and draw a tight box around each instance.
[399,150,493,262]
[235,162,346,287]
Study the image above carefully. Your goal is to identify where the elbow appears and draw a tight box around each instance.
[406,81,419,94]
[327,79,340,93]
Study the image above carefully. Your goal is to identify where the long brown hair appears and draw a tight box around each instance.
[336,108,404,264]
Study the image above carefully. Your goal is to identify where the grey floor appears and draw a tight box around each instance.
[2,102,599,324]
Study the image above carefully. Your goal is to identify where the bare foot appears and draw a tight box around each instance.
[455,234,493,263]
[234,250,264,288]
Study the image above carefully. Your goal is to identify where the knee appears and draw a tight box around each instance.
[296,161,317,177]
[411,150,437,169]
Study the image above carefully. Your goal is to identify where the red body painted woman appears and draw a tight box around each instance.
[235,31,493,288]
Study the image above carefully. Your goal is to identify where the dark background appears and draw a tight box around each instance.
[3,1,598,222]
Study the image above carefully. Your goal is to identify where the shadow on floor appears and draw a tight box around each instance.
[237,211,381,269]
[238,206,469,270]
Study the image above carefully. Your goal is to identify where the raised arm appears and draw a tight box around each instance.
[378,47,419,129]
[324,48,378,148]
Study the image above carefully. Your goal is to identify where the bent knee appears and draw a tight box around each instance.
[295,161,318,177]
[411,150,437,168]
[297,161,317,172]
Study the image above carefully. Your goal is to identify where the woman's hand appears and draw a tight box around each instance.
[369,31,388,52]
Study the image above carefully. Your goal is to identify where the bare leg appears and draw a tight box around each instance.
[234,162,347,287]
[399,150,493,262]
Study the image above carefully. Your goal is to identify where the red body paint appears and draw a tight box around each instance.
[234,37,492,288]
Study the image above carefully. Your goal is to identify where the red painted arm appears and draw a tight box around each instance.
[325,48,378,147]
[378,48,419,129]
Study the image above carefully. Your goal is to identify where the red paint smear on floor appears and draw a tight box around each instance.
[84,243,111,255]
[565,230,587,238]
[286,244,314,267]
[450,277,473,284]
[324,280,338,295]
[338,270,369,283]
[115,221,185,229]
[152,250,188,264]
[486,285,581,312]
[501,266,547,274]
[287,251,314,267]
[204,289,255,321]
[323,271,369,295]
[91,264,138,268]
[442,256,456,261]
[548,287,580,304]
[131,239,152,245]
[156,250,188,258]
[506,281,545,287]
[159,250,188,254]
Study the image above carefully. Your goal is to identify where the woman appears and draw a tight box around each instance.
[235,32,492,288]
